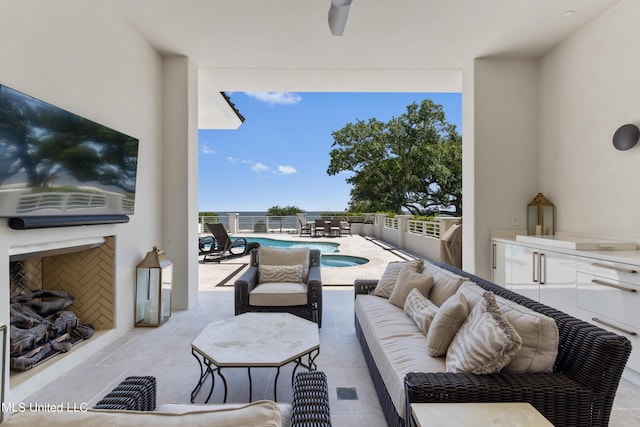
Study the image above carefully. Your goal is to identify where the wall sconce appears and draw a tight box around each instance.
[527,193,555,236]
[135,247,173,327]
[613,124,640,151]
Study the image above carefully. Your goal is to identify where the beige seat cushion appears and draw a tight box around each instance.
[2,401,282,427]
[258,247,310,281]
[371,260,424,298]
[156,403,292,427]
[355,294,445,419]
[388,268,434,309]
[456,281,559,373]
[446,291,522,374]
[250,283,308,306]
[421,262,465,306]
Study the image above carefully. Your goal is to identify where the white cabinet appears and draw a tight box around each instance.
[492,237,640,375]
[490,240,508,285]
[499,241,577,316]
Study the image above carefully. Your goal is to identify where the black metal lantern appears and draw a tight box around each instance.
[527,193,555,236]
[135,247,173,326]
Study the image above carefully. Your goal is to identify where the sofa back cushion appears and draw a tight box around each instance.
[1,400,282,427]
[421,262,465,306]
[456,281,559,373]
[258,247,310,282]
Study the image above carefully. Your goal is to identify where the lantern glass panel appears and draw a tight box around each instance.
[161,264,173,322]
[543,206,554,235]
[528,205,539,235]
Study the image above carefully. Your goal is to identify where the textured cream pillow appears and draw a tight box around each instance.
[259,264,303,284]
[426,292,469,356]
[446,292,523,374]
[371,259,424,298]
[389,268,434,308]
[455,281,559,373]
[258,246,310,281]
[404,288,439,334]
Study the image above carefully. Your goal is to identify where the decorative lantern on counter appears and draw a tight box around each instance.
[135,247,172,327]
[527,193,555,236]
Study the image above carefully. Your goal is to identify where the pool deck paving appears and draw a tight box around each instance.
[198,233,415,288]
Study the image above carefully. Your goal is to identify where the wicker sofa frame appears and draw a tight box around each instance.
[235,248,323,327]
[93,371,331,427]
[354,261,632,427]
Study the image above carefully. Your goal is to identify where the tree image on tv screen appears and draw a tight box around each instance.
[0,85,138,194]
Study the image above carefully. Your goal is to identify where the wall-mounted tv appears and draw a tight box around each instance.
[0,84,139,227]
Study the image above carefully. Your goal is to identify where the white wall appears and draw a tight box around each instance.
[538,0,640,239]
[0,0,164,402]
[462,58,539,278]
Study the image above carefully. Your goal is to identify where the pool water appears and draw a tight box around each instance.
[320,255,369,268]
[236,237,369,267]
[239,237,339,253]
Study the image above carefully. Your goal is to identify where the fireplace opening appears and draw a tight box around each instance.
[8,236,115,373]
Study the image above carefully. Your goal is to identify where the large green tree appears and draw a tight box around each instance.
[327,99,462,215]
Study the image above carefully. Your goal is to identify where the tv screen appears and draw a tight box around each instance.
[0,84,139,218]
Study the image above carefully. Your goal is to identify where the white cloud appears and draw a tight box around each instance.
[252,162,270,172]
[201,145,215,155]
[245,92,302,106]
[276,165,297,175]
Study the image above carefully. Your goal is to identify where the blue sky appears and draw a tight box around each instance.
[198,92,462,213]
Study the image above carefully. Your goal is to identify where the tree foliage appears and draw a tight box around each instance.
[327,99,462,215]
[267,205,304,233]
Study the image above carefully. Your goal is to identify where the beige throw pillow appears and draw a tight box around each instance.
[446,291,523,374]
[404,288,439,335]
[371,259,424,298]
[426,292,469,356]
[389,268,434,308]
[259,264,303,284]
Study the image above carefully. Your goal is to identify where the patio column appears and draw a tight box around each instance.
[374,214,387,239]
[228,213,239,234]
[397,215,411,249]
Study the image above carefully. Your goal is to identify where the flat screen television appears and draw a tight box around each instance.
[0,84,139,228]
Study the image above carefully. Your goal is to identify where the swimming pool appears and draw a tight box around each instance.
[239,237,339,253]
[238,237,369,267]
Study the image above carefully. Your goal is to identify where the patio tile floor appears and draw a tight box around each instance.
[19,235,640,426]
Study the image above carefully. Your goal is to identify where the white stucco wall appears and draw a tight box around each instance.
[462,58,539,278]
[538,0,640,239]
[0,0,164,403]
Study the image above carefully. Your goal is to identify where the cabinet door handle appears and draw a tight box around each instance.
[591,279,637,293]
[492,243,497,269]
[591,262,638,274]
[532,252,539,282]
[540,253,546,285]
[592,317,637,336]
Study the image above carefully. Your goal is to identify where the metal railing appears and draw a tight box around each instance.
[198,214,370,234]
[408,219,440,238]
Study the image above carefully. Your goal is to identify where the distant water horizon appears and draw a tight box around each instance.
[201,211,344,217]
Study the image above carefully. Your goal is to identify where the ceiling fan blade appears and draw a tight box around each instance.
[328,0,353,36]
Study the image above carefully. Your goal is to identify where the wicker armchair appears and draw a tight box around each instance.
[235,248,323,327]
[94,372,331,427]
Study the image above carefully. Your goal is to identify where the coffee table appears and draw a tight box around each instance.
[410,402,553,427]
[190,312,320,403]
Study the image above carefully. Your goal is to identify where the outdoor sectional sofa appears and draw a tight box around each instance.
[2,372,331,427]
[354,260,632,427]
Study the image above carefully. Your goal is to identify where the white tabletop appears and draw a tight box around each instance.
[191,312,319,367]
[411,402,553,427]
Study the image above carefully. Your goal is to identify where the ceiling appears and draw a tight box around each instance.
[113,0,620,126]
